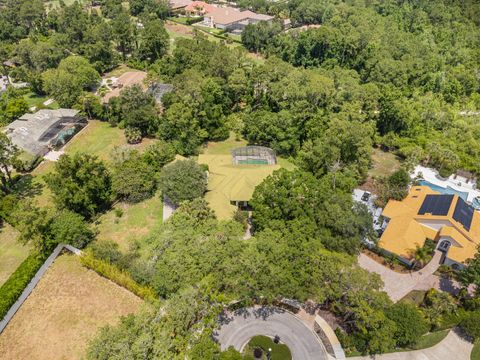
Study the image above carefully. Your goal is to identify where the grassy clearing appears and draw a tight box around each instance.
[368,148,402,178]
[64,120,157,163]
[23,92,59,110]
[243,335,292,360]
[472,341,480,360]
[95,195,163,252]
[0,254,144,360]
[203,134,247,155]
[0,225,30,286]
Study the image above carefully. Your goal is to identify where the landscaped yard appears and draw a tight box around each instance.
[95,195,163,252]
[0,225,30,286]
[243,335,292,360]
[23,91,59,110]
[408,330,450,351]
[368,148,402,178]
[0,254,144,360]
[64,120,156,163]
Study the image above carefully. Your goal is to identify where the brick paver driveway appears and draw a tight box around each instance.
[358,251,444,302]
[214,307,328,360]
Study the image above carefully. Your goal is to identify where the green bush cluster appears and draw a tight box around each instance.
[80,252,157,302]
[0,253,45,320]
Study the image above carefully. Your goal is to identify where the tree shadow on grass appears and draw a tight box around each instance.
[13,174,44,200]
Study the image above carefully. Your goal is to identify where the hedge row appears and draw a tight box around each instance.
[0,253,44,320]
[80,253,157,302]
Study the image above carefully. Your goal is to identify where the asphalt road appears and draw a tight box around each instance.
[214,307,328,360]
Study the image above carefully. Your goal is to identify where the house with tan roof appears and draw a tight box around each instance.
[379,186,480,269]
[182,1,274,33]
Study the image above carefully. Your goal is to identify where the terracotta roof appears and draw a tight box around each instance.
[379,186,480,264]
[185,1,215,13]
[169,0,192,10]
[191,1,273,25]
[102,71,147,103]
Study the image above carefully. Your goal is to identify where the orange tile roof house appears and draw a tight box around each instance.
[184,1,274,32]
[379,186,480,269]
[102,71,147,103]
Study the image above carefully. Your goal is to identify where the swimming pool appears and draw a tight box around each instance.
[418,180,469,201]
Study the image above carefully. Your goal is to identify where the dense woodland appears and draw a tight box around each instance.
[0,0,480,359]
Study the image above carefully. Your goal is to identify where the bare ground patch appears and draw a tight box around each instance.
[0,254,144,360]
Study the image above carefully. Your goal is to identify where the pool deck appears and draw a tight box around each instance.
[413,166,480,205]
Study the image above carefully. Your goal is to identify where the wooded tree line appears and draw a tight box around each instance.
[0,0,479,358]
[240,0,480,176]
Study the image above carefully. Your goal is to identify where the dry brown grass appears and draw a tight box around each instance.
[0,253,144,360]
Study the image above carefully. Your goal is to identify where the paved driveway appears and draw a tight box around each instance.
[350,329,473,360]
[214,307,329,360]
[358,251,445,301]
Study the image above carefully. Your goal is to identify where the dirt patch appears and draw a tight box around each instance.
[166,21,194,36]
[0,254,144,360]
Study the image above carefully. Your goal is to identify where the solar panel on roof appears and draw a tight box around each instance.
[418,194,454,216]
[453,197,474,231]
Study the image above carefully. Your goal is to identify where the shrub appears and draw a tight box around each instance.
[49,210,95,248]
[125,127,142,144]
[158,159,207,205]
[114,208,124,218]
[460,312,480,340]
[142,141,176,170]
[0,253,45,319]
[385,302,429,347]
[80,252,157,301]
[112,151,157,203]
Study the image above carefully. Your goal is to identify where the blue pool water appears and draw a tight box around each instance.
[418,180,469,202]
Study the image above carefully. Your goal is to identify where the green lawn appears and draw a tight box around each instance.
[95,195,163,252]
[243,335,292,360]
[64,120,157,163]
[368,148,402,178]
[23,92,59,110]
[203,134,247,155]
[0,224,31,286]
[409,330,450,350]
[472,340,480,360]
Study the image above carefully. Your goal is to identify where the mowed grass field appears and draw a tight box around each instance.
[0,254,144,360]
[0,225,30,286]
[64,120,157,163]
[96,195,163,252]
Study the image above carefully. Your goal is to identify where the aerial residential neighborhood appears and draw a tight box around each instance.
[0,1,479,360]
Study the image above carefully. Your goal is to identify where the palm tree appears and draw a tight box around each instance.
[412,244,432,268]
